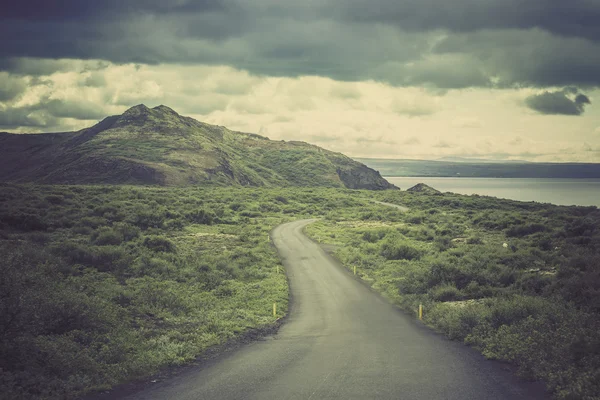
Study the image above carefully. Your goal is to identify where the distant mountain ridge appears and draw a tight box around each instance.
[436,156,531,164]
[0,105,394,189]
[357,158,600,178]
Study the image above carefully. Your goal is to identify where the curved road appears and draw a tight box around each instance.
[116,219,548,400]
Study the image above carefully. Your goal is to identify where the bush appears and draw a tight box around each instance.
[143,236,176,253]
[274,195,288,204]
[466,236,483,245]
[0,212,47,231]
[488,295,546,329]
[80,216,107,229]
[92,227,124,246]
[434,236,453,251]
[185,209,214,225]
[407,213,424,224]
[380,238,422,260]
[112,222,141,241]
[429,303,488,340]
[132,210,165,229]
[430,283,463,301]
[45,195,64,205]
[361,229,388,243]
[506,223,547,237]
[56,242,131,274]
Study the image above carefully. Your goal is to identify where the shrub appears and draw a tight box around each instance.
[380,238,422,260]
[506,223,547,237]
[135,256,175,276]
[488,295,546,329]
[229,202,244,211]
[361,229,388,243]
[0,212,47,231]
[466,236,483,245]
[143,236,176,253]
[45,195,64,205]
[80,216,107,229]
[28,231,51,245]
[407,213,424,224]
[429,303,488,340]
[132,210,165,229]
[112,222,141,241]
[92,227,124,246]
[274,195,288,204]
[165,218,185,230]
[430,283,463,301]
[434,236,453,252]
[185,209,214,225]
[90,246,131,273]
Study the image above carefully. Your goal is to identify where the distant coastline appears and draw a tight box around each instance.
[384,176,600,207]
[357,158,600,179]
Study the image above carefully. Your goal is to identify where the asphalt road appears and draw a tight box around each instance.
[116,219,548,400]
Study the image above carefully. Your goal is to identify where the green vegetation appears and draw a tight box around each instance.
[0,105,393,190]
[0,183,379,399]
[305,190,600,400]
[2,182,600,399]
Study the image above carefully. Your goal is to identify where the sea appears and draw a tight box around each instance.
[384,177,600,208]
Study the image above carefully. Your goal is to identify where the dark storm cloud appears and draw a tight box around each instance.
[338,0,600,41]
[1,0,600,88]
[2,0,224,21]
[525,88,592,115]
[433,29,600,88]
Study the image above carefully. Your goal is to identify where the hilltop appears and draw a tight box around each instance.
[0,105,394,190]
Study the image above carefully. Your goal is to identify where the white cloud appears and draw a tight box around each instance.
[1,58,600,162]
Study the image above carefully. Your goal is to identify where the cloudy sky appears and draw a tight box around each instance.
[2,0,600,162]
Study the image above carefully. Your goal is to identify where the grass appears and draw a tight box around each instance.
[305,190,600,400]
[1,184,600,399]
[0,184,378,399]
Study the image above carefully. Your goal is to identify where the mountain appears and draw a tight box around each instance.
[0,105,394,190]
[356,157,600,178]
[435,156,531,164]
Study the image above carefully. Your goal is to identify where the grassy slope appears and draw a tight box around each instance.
[305,191,600,400]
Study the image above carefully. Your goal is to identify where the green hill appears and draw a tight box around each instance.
[0,105,394,190]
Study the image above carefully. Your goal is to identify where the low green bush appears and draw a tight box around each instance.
[380,237,422,261]
[143,236,176,253]
[506,223,547,237]
[92,228,124,246]
[429,283,464,301]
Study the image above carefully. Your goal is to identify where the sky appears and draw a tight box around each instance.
[1,0,600,162]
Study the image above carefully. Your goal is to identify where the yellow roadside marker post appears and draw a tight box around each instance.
[273,302,277,317]
[418,304,423,320]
